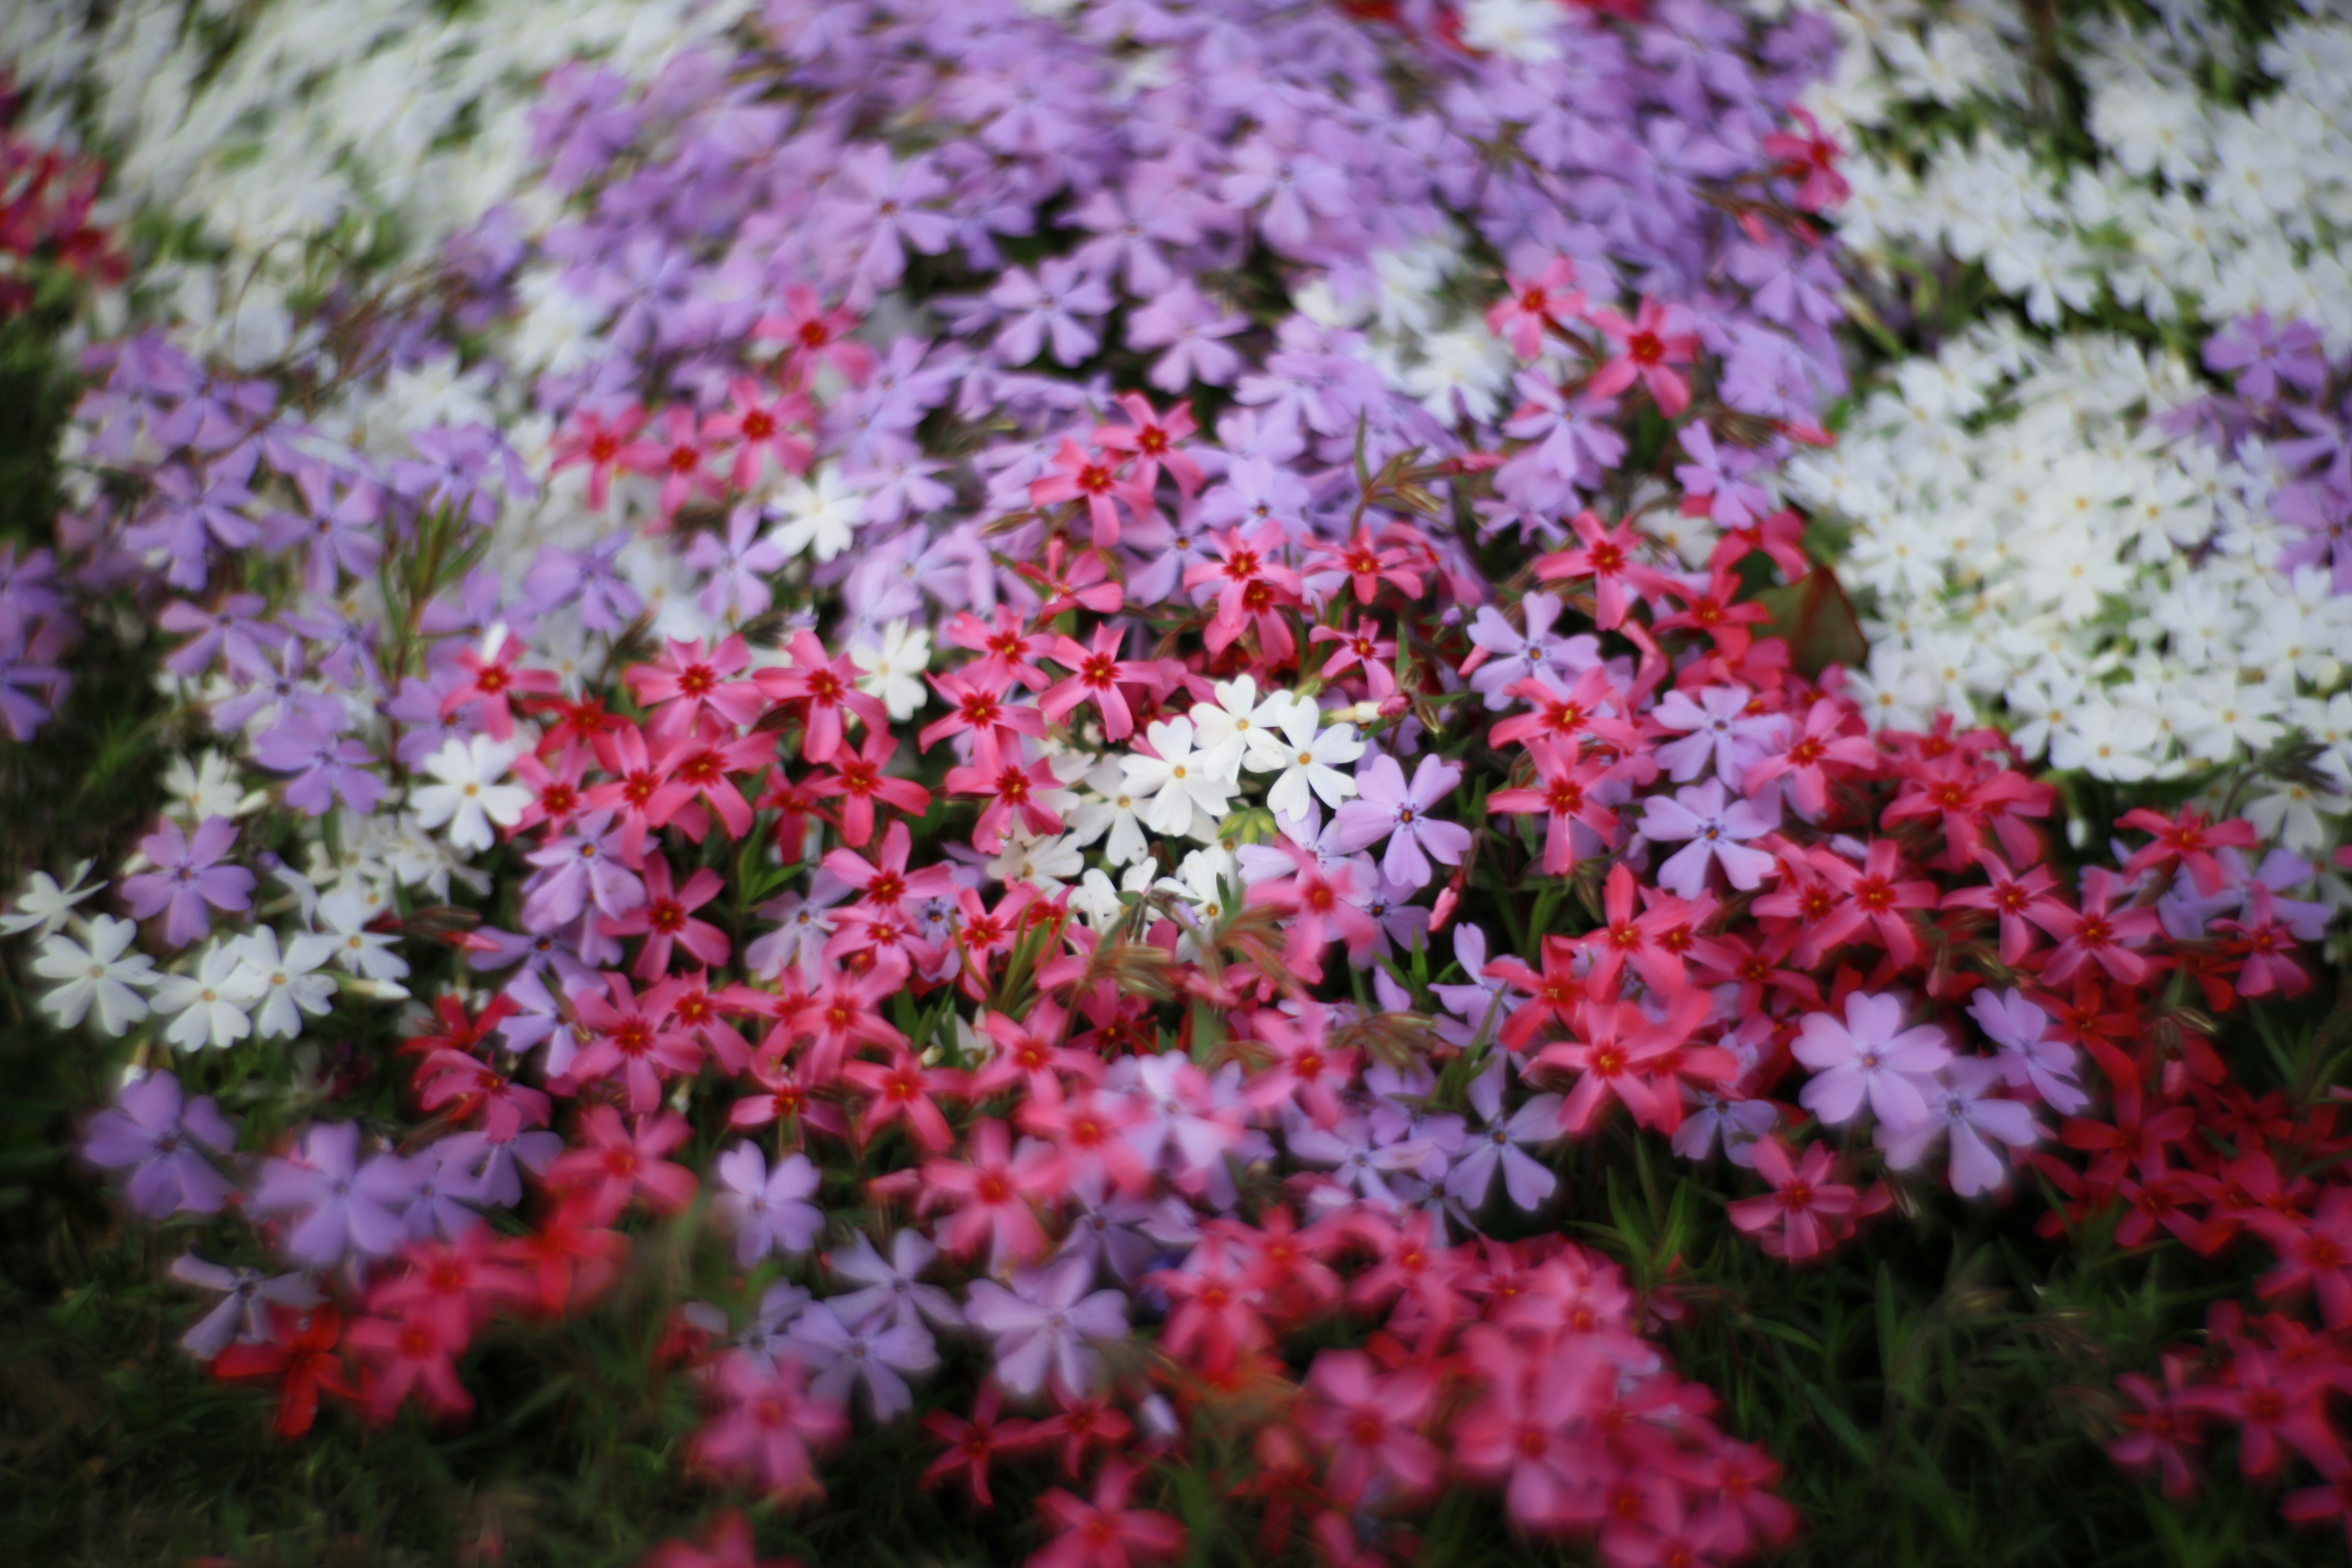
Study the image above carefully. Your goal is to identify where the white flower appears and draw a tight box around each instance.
[1071,859,1157,930]
[152,942,255,1052]
[161,752,249,823]
[1123,717,1236,839]
[0,859,99,938]
[1066,760,1156,868]
[1458,0,1564,64]
[1255,704,1365,821]
[765,466,865,562]
[1187,676,1285,783]
[296,884,410,990]
[987,829,1085,891]
[410,735,530,854]
[850,619,932,722]
[32,914,157,1035]
[228,926,337,1040]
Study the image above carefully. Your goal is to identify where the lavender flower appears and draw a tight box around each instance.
[170,1256,322,1359]
[120,817,255,948]
[711,1143,825,1267]
[963,1253,1129,1398]
[84,1071,238,1217]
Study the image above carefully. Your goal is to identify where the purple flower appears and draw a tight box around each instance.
[1126,282,1246,391]
[1331,754,1471,892]
[159,593,287,677]
[120,816,255,948]
[685,505,787,622]
[1877,1057,2041,1197]
[963,1253,1129,1399]
[170,1255,322,1359]
[1652,684,1780,783]
[522,811,644,930]
[989,259,1114,368]
[249,1121,421,1267]
[83,1071,238,1217]
[711,1143,825,1267]
[1446,1060,1561,1212]
[1792,992,1953,1132]
[824,146,955,303]
[2204,312,2329,404]
[1964,987,2089,1114]
[1637,777,1777,899]
[0,614,69,739]
[251,715,385,817]
[826,1230,963,1332]
[783,1300,938,1421]
[402,1139,491,1240]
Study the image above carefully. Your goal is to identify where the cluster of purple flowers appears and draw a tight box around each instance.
[2193,312,2352,592]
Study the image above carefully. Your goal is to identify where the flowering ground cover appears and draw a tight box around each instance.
[3,2,2352,1566]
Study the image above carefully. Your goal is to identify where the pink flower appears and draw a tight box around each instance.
[599,854,729,979]
[548,1106,697,1222]
[1033,1460,1185,1568]
[692,1351,845,1502]
[1583,298,1700,416]
[1484,255,1585,359]
[1297,1349,1441,1502]
[1727,1137,1857,1263]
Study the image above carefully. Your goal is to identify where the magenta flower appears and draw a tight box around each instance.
[83,1070,238,1217]
[1332,754,1471,892]
[120,816,254,948]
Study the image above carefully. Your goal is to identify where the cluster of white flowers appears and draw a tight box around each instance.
[1781,0,2352,856]
[2,0,750,366]
[15,860,407,1046]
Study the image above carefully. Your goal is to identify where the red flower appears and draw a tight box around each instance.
[921,1382,1040,1507]
[624,636,767,741]
[601,856,730,979]
[619,405,722,518]
[213,1305,357,1438]
[1489,735,1618,875]
[842,1049,967,1152]
[1029,437,1153,547]
[1039,623,1156,741]
[1484,255,1585,359]
[701,375,814,491]
[753,630,888,766]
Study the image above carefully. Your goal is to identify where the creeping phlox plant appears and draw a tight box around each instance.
[9,1,2352,1565]
[1783,0,2352,859]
